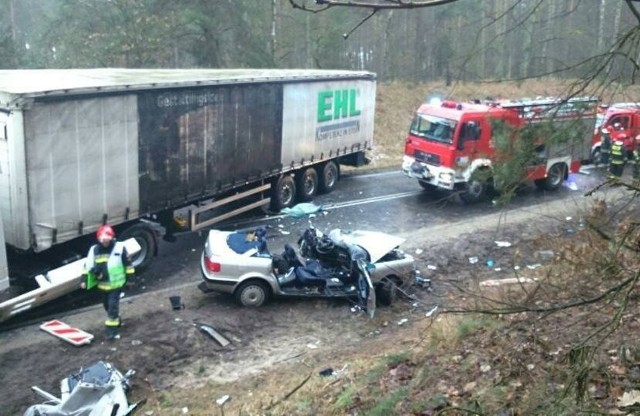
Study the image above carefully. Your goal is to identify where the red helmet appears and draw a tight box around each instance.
[96,224,115,241]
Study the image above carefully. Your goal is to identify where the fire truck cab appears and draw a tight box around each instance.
[592,104,640,163]
[402,97,598,203]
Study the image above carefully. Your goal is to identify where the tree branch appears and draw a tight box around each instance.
[289,0,460,11]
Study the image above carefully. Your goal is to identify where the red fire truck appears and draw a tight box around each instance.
[592,103,640,163]
[402,96,599,203]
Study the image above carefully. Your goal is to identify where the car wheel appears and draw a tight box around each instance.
[375,278,397,306]
[235,281,270,307]
[297,167,318,202]
[271,175,296,211]
[319,161,339,194]
[120,223,157,271]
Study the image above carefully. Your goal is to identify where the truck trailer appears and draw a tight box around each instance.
[0,68,376,320]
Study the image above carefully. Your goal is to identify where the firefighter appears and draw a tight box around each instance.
[609,138,626,179]
[600,127,612,167]
[633,135,640,181]
[80,225,135,340]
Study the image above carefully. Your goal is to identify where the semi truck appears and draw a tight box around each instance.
[402,96,598,202]
[0,68,376,321]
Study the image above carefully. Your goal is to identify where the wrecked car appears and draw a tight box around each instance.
[198,226,418,313]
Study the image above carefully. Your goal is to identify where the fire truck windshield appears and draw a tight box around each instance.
[410,113,457,145]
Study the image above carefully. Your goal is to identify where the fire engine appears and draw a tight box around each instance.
[592,103,640,163]
[402,96,599,203]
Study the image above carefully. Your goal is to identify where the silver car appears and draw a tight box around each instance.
[199,227,418,314]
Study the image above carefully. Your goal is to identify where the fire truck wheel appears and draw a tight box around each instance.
[272,175,297,211]
[319,161,339,194]
[296,167,319,201]
[535,163,566,191]
[460,178,487,204]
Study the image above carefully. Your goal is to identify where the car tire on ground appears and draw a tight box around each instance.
[235,280,270,307]
[375,278,397,306]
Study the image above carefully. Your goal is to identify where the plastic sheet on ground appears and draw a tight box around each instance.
[281,203,323,218]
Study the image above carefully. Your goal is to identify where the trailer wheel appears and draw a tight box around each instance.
[271,175,296,211]
[121,224,157,271]
[235,280,270,307]
[535,163,566,191]
[319,161,339,193]
[297,167,319,201]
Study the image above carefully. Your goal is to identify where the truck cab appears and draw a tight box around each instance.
[403,97,598,203]
[403,99,520,201]
[592,104,640,161]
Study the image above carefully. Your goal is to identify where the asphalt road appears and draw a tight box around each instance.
[0,165,611,328]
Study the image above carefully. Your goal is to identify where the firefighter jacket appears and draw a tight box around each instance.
[611,141,626,165]
[84,241,134,291]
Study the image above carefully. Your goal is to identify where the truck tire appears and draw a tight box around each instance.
[271,175,297,211]
[235,280,270,307]
[120,223,157,271]
[297,167,319,202]
[375,278,397,306]
[460,177,487,204]
[535,163,566,191]
[319,161,339,194]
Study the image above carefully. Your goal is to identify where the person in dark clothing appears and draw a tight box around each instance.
[633,135,640,181]
[80,225,134,340]
[600,127,612,167]
[609,139,626,179]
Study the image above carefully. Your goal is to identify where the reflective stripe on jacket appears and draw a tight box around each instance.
[611,142,625,165]
[84,241,132,291]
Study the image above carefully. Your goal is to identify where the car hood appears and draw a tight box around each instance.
[327,229,406,263]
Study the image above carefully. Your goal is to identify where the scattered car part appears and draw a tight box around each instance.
[24,361,139,416]
[194,322,231,347]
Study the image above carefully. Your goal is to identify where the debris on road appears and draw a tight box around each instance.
[40,320,93,346]
[494,241,512,247]
[194,322,231,347]
[24,361,139,416]
[480,277,537,287]
[169,295,184,310]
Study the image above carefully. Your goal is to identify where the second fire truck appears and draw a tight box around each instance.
[402,96,599,203]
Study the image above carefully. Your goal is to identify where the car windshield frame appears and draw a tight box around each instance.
[409,113,457,145]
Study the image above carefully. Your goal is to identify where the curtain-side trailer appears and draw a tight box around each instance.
[0,68,376,321]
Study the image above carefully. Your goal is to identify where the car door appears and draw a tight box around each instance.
[355,259,376,318]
